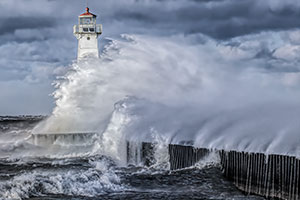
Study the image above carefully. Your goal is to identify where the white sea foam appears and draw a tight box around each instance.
[23,33,300,160]
[194,151,221,170]
[0,159,124,200]
[151,133,170,170]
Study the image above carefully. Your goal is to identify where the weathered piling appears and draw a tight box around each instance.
[126,141,155,166]
[168,144,209,170]
[219,151,300,199]
[127,142,300,200]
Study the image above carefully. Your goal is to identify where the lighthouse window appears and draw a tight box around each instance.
[80,17,92,25]
[83,28,88,32]
[89,28,95,32]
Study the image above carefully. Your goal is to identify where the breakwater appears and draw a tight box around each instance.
[31,132,96,146]
[126,141,155,166]
[31,135,300,199]
[168,144,209,170]
[127,142,300,199]
[219,150,300,200]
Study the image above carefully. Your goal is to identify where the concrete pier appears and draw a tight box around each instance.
[31,132,96,146]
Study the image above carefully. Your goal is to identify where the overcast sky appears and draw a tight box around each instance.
[1,0,300,115]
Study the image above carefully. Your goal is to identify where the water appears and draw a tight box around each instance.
[0,155,264,200]
[1,33,297,199]
[0,117,265,200]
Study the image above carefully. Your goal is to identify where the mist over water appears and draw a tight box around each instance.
[1,33,298,199]
[31,33,300,158]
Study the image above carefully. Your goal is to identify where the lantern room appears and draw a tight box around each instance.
[74,7,102,34]
[79,7,96,26]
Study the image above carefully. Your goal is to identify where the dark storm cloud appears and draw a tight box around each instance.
[2,0,300,45]
[0,17,56,36]
[111,0,300,39]
[2,0,300,44]
[1,0,300,114]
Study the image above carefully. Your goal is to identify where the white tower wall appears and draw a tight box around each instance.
[73,7,102,60]
[77,34,99,59]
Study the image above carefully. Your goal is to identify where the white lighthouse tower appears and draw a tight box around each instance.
[73,7,102,60]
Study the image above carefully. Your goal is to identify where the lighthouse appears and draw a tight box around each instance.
[73,7,102,60]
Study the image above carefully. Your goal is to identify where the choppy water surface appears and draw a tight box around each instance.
[0,117,265,200]
[0,156,265,200]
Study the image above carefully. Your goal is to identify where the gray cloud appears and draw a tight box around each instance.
[1,0,300,114]
[109,0,300,39]
[0,17,56,36]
